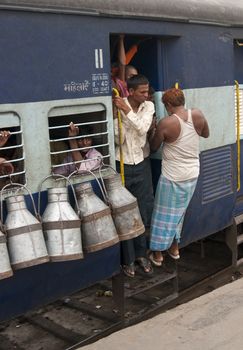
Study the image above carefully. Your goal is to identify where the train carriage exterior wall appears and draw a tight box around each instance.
[0,0,241,321]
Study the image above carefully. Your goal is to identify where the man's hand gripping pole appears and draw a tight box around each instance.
[113,88,125,185]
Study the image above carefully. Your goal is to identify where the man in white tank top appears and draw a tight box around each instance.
[149,88,209,266]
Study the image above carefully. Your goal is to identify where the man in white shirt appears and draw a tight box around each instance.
[113,74,155,277]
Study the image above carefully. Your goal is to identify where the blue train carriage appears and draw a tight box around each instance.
[0,0,242,322]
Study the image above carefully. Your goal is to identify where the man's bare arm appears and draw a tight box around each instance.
[192,109,209,138]
[68,122,83,163]
[149,120,166,152]
[201,118,210,138]
[0,130,11,148]
[117,34,126,82]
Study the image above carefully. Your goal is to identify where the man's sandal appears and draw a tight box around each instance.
[148,253,163,267]
[123,263,135,278]
[167,249,180,260]
[167,250,180,260]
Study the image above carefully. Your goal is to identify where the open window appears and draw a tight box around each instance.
[48,104,110,177]
[0,112,25,189]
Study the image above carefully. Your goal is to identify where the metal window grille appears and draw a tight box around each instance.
[0,116,26,189]
[48,112,110,176]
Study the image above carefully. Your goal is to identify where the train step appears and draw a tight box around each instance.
[233,217,243,267]
[120,259,179,325]
[235,213,243,225]
[237,233,243,246]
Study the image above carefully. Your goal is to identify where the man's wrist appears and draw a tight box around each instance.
[123,106,132,115]
[69,140,78,148]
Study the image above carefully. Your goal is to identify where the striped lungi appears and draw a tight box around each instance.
[150,174,197,251]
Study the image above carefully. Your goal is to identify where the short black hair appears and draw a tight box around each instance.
[149,86,155,95]
[125,65,137,74]
[79,125,93,137]
[127,74,149,90]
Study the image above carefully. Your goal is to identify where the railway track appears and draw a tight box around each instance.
[0,238,237,350]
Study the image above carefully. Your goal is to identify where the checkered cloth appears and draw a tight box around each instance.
[150,174,197,251]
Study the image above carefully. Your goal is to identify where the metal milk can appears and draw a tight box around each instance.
[104,173,145,241]
[42,187,83,261]
[0,225,13,280]
[75,182,119,253]
[4,194,49,270]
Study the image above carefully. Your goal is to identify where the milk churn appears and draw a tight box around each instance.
[4,190,49,270]
[103,173,145,241]
[76,182,119,253]
[41,187,83,261]
[0,225,13,280]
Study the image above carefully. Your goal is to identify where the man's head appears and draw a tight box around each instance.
[127,74,149,104]
[148,86,155,102]
[125,65,138,81]
[162,88,185,113]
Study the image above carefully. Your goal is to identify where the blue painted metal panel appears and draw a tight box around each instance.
[234,41,243,85]
[0,244,120,322]
[0,11,111,103]
[0,10,237,104]
[162,32,234,91]
[182,145,236,246]
[201,146,234,203]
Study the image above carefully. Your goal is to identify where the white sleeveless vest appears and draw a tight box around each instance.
[162,109,200,182]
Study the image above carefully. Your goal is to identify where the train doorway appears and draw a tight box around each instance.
[110,34,162,94]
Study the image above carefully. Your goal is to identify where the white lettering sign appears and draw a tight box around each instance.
[64,80,90,92]
[92,73,109,94]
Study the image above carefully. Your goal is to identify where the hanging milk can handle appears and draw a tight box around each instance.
[97,160,120,204]
[67,169,108,205]
[37,173,81,217]
[0,182,39,224]
[86,169,109,204]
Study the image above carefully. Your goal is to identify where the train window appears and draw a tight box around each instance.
[48,104,109,177]
[0,112,25,189]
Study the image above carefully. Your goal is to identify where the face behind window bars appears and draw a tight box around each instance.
[0,127,25,189]
[49,120,110,176]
